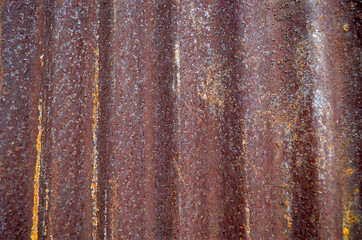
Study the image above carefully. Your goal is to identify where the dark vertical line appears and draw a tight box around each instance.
[141,1,177,238]
[290,106,320,239]
[214,0,246,238]
[153,2,177,238]
[0,0,3,98]
[97,0,112,239]
[290,2,320,239]
[37,0,55,239]
[141,1,156,237]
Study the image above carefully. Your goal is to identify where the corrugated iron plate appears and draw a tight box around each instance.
[0,0,360,239]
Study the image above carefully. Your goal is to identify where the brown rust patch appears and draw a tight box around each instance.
[198,55,229,108]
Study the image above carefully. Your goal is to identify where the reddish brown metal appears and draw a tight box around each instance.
[0,0,360,239]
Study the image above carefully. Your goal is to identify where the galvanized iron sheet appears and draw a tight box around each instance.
[0,0,360,239]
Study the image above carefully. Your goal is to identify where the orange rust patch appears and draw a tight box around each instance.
[343,227,349,236]
[346,168,354,175]
[347,215,358,223]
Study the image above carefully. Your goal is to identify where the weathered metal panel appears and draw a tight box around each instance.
[0,0,360,239]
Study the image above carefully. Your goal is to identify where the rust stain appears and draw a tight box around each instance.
[113,0,117,25]
[91,6,100,239]
[44,187,49,236]
[31,102,43,240]
[346,168,354,175]
[199,55,229,108]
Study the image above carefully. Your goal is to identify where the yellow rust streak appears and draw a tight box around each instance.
[113,0,117,25]
[284,200,292,228]
[44,187,49,236]
[91,34,100,239]
[31,103,43,240]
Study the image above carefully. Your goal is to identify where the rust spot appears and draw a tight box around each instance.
[343,23,349,31]
[346,168,354,175]
[343,227,349,236]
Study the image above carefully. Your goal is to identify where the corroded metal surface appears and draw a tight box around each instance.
[0,0,360,239]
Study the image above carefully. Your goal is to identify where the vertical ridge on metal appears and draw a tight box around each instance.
[0,0,360,239]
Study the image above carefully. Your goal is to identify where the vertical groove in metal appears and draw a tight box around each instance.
[45,1,96,238]
[97,1,112,239]
[0,0,360,239]
[0,1,39,239]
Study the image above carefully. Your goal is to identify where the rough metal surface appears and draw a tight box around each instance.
[0,0,360,239]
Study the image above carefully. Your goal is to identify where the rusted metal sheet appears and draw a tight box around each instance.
[0,0,360,239]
